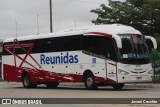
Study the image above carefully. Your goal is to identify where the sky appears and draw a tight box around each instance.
[0,0,125,39]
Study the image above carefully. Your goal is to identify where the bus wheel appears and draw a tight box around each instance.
[22,73,37,88]
[84,74,98,90]
[46,82,59,88]
[112,83,124,90]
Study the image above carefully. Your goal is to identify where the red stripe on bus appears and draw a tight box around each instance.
[3,64,116,83]
[85,32,112,38]
[108,62,116,66]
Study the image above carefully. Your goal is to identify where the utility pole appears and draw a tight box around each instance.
[14,22,17,37]
[74,20,77,28]
[50,0,53,33]
[37,14,39,35]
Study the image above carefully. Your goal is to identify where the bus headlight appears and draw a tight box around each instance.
[147,69,153,74]
[118,69,129,75]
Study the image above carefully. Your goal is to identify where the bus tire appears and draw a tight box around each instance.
[112,83,124,90]
[84,73,98,90]
[46,82,59,88]
[22,73,37,88]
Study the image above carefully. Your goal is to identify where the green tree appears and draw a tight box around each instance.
[154,34,160,51]
[91,0,160,36]
[0,42,2,47]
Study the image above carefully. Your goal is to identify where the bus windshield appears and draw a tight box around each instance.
[119,34,150,64]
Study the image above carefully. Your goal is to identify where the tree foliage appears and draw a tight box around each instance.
[0,42,2,47]
[91,0,160,36]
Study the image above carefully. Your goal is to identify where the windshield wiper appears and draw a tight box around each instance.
[123,58,133,64]
[141,58,150,63]
[123,58,150,64]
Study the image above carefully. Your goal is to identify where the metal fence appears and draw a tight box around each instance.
[0,61,1,79]
[151,51,160,83]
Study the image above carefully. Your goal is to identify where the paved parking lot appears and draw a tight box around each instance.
[0,81,160,107]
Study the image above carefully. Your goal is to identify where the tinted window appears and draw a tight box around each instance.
[82,36,118,61]
[83,36,102,55]
[3,35,83,55]
[62,35,82,51]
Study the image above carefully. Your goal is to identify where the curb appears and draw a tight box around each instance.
[0,81,159,88]
[125,83,160,88]
[59,83,160,88]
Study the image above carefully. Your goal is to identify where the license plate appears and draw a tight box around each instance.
[137,77,142,80]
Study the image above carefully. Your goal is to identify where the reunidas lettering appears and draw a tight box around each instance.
[40,52,78,64]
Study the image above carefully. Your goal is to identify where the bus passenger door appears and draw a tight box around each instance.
[106,60,117,82]
[104,42,118,83]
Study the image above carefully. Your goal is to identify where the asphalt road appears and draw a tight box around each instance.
[0,81,160,107]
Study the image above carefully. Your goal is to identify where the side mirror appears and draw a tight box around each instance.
[145,36,157,51]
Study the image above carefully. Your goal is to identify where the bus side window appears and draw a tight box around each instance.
[104,44,117,61]
[82,36,101,55]
[63,35,82,51]
[41,37,61,52]
[42,39,52,52]
[54,37,62,52]
[104,39,118,61]
[3,43,12,55]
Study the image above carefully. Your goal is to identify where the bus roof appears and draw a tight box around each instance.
[3,24,141,43]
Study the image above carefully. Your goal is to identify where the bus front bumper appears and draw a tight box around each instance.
[118,75,153,83]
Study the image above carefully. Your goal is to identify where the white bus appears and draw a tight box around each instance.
[2,24,157,90]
